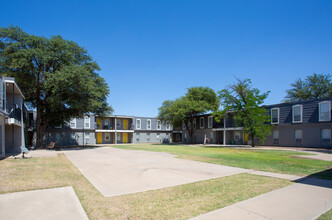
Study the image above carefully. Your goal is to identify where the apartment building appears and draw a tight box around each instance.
[182,97,332,148]
[263,97,332,148]
[36,115,173,146]
[133,116,173,144]
[0,75,25,158]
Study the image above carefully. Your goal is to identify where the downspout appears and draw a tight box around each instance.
[114,117,117,144]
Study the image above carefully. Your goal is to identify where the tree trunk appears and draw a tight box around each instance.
[251,136,255,147]
[35,107,47,149]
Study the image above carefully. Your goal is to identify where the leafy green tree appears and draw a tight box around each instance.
[158,87,219,144]
[215,79,271,147]
[0,25,112,148]
[285,73,332,102]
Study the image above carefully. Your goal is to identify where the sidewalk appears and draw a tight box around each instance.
[191,178,332,220]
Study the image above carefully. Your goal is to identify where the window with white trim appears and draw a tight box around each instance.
[292,105,302,123]
[166,121,170,130]
[200,117,204,128]
[116,120,121,128]
[136,133,140,142]
[147,133,150,142]
[193,118,196,129]
[84,116,90,128]
[208,116,213,128]
[136,119,141,129]
[70,118,76,128]
[295,129,303,144]
[85,132,90,143]
[156,133,160,139]
[147,119,151,130]
[271,108,279,124]
[321,129,331,146]
[319,101,331,122]
[105,133,110,141]
[157,120,161,130]
[272,130,279,144]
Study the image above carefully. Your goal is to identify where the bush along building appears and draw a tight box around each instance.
[27,115,174,147]
[182,97,332,148]
[0,75,26,158]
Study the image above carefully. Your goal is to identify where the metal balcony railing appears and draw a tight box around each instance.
[6,103,22,122]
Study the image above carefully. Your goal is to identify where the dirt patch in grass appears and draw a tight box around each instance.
[0,153,291,219]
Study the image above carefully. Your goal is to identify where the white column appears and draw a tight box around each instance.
[114,117,117,144]
[223,116,226,145]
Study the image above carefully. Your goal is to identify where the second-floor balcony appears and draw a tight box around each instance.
[5,103,22,125]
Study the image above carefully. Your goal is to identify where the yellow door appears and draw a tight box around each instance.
[97,133,102,144]
[123,120,128,130]
[97,118,101,129]
[244,133,248,145]
[123,133,128,143]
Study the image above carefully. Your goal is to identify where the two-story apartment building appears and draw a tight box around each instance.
[182,112,245,145]
[37,115,173,146]
[0,75,25,158]
[263,97,332,148]
[182,97,332,148]
[133,116,173,144]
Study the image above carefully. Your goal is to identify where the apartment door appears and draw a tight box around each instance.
[123,120,128,130]
[97,118,102,129]
[96,133,102,144]
[123,133,128,143]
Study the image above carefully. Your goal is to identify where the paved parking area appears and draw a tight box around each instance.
[0,187,88,220]
[64,147,248,197]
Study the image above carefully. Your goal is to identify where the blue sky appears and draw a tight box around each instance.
[1,0,331,116]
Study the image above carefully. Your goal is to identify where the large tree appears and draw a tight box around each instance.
[285,73,332,102]
[215,79,271,147]
[0,25,112,148]
[158,87,219,144]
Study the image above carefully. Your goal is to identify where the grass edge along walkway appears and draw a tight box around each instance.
[110,144,332,179]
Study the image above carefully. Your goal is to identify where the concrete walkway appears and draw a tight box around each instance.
[192,178,332,220]
[63,147,248,197]
[0,187,88,220]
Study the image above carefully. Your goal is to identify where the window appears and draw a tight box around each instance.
[292,105,302,123]
[208,116,213,128]
[105,133,110,141]
[70,118,76,128]
[136,119,141,129]
[85,132,90,143]
[156,133,160,139]
[210,131,213,141]
[321,129,331,146]
[319,101,331,122]
[272,130,279,144]
[193,119,196,129]
[182,123,186,129]
[116,120,121,128]
[200,117,205,128]
[166,121,170,130]
[147,133,150,142]
[157,120,161,130]
[136,133,140,142]
[55,133,61,141]
[117,133,121,142]
[295,130,303,144]
[271,108,279,124]
[71,133,76,141]
[104,119,109,126]
[234,131,241,141]
[84,116,90,128]
[147,119,151,130]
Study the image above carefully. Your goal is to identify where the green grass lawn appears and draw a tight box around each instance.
[318,208,332,220]
[110,144,332,179]
[0,154,290,220]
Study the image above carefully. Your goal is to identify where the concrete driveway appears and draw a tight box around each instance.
[64,147,248,197]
